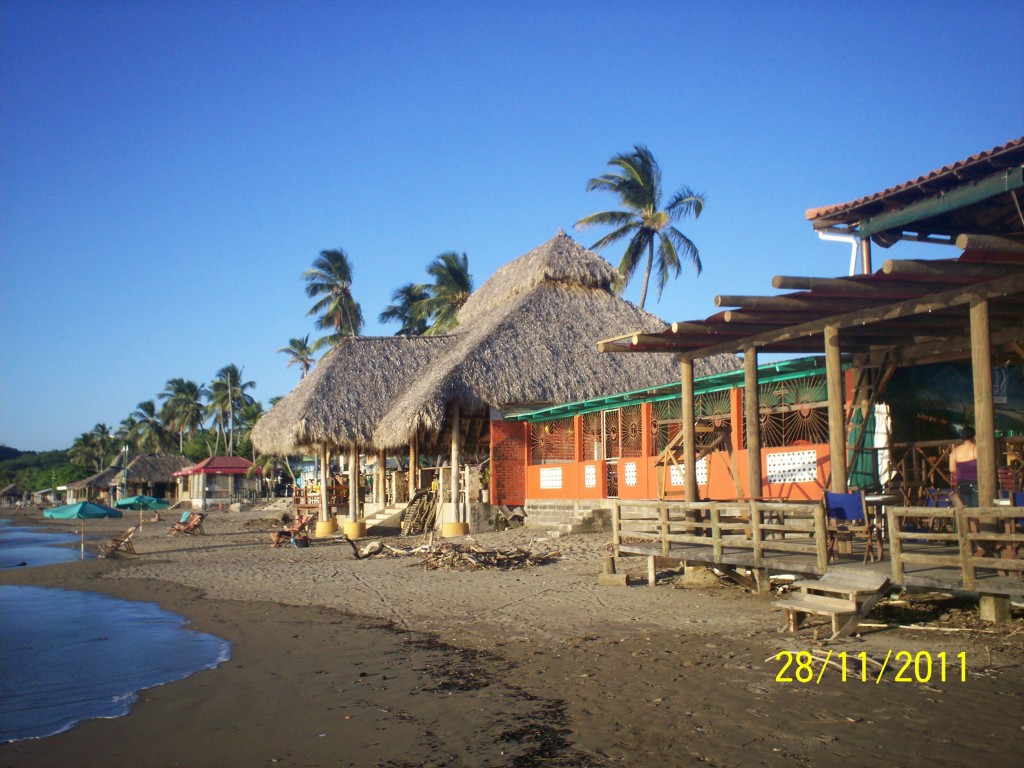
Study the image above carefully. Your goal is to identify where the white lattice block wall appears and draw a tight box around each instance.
[624,462,638,487]
[766,450,818,484]
[539,467,563,489]
[669,457,708,486]
[584,464,597,489]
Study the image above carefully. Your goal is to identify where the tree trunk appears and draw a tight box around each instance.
[638,239,654,310]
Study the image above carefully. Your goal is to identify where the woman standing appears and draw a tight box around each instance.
[950,426,979,507]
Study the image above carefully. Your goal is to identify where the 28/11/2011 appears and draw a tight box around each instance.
[775,650,967,684]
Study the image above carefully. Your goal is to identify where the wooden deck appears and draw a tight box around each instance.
[612,500,1024,598]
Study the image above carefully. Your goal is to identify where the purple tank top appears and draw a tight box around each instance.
[956,458,978,483]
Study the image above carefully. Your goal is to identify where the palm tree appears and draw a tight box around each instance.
[69,431,104,472]
[159,378,208,451]
[209,364,255,455]
[278,335,316,379]
[236,401,265,464]
[303,248,364,351]
[91,423,114,469]
[418,252,473,336]
[378,283,430,336]
[130,400,167,453]
[575,145,704,309]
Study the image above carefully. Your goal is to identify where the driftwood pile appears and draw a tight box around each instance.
[342,536,561,571]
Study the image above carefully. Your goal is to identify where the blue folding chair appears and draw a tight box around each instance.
[824,490,882,563]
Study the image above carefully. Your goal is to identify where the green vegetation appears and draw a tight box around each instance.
[0,446,88,493]
[304,248,364,350]
[378,251,473,336]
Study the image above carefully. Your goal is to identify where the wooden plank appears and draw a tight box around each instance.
[888,508,905,584]
[774,594,861,614]
[899,553,964,567]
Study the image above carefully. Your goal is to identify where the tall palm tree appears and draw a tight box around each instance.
[575,145,704,309]
[419,252,473,336]
[208,364,255,455]
[378,283,431,336]
[303,248,364,351]
[91,423,114,469]
[236,401,265,465]
[69,431,104,472]
[159,378,208,451]
[278,335,316,379]
[130,400,167,453]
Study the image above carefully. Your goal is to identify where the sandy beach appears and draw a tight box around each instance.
[1,506,1022,767]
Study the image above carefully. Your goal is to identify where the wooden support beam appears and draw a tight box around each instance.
[681,271,1024,360]
[955,234,1024,253]
[881,259,1016,279]
[348,443,358,522]
[451,400,461,525]
[772,275,876,293]
[825,325,848,492]
[970,299,997,509]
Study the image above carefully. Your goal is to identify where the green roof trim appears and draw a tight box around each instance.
[506,356,840,422]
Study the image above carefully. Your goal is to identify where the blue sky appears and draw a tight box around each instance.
[1,0,1022,452]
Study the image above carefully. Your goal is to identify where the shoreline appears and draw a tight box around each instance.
[2,508,1023,766]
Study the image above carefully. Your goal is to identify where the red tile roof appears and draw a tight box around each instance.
[173,456,255,476]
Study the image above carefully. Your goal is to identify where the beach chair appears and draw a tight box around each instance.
[270,514,316,547]
[824,490,882,563]
[169,513,205,536]
[98,526,139,558]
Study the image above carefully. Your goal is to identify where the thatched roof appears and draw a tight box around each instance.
[373,232,738,448]
[251,335,456,455]
[111,454,192,484]
[66,466,122,490]
[1,483,26,498]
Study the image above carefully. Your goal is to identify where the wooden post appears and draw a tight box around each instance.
[451,401,461,524]
[970,298,997,508]
[680,359,698,501]
[859,237,872,275]
[612,500,621,556]
[744,346,762,500]
[320,444,330,522]
[825,324,848,492]
[377,449,386,506]
[887,507,904,585]
[349,443,358,522]
[749,499,763,566]
[813,503,828,572]
[408,434,417,500]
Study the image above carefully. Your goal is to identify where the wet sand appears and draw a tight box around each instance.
[1,506,1022,767]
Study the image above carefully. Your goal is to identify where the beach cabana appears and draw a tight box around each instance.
[252,335,456,538]
[373,231,738,534]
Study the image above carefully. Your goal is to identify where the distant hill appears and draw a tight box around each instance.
[0,446,87,492]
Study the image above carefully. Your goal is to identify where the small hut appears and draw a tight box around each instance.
[1,483,27,506]
[173,456,258,510]
[108,454,193,502]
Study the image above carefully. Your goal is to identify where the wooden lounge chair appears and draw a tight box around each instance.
[98,526,139,558]
[270,514,316,547]
[169,513,205,536]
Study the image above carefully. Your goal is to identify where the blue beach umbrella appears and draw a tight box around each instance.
[44,502,123,559]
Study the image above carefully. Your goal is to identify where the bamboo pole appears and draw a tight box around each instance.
[349,443,358,523]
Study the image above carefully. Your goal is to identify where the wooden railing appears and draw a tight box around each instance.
[887,505,1024,590]
[612,499,828,573]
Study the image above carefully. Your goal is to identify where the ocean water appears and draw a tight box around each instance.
[0,523,231,743]
[0,519,88,569]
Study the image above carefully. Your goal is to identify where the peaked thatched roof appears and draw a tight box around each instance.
[373,232,738,447]
[66,466,122,490]
[251,335,456,455]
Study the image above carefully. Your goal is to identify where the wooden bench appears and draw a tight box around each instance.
[774,570,891,641]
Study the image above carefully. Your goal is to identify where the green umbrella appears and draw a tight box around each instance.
[44,501,124,559]
[114,495,170,511]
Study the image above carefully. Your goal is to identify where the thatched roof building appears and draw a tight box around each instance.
[373,232,737,447]
[1,483,27,501]
[112,454,192,485]
[252,335,456,455]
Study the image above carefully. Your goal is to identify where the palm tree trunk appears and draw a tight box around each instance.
[638,240,654,310]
